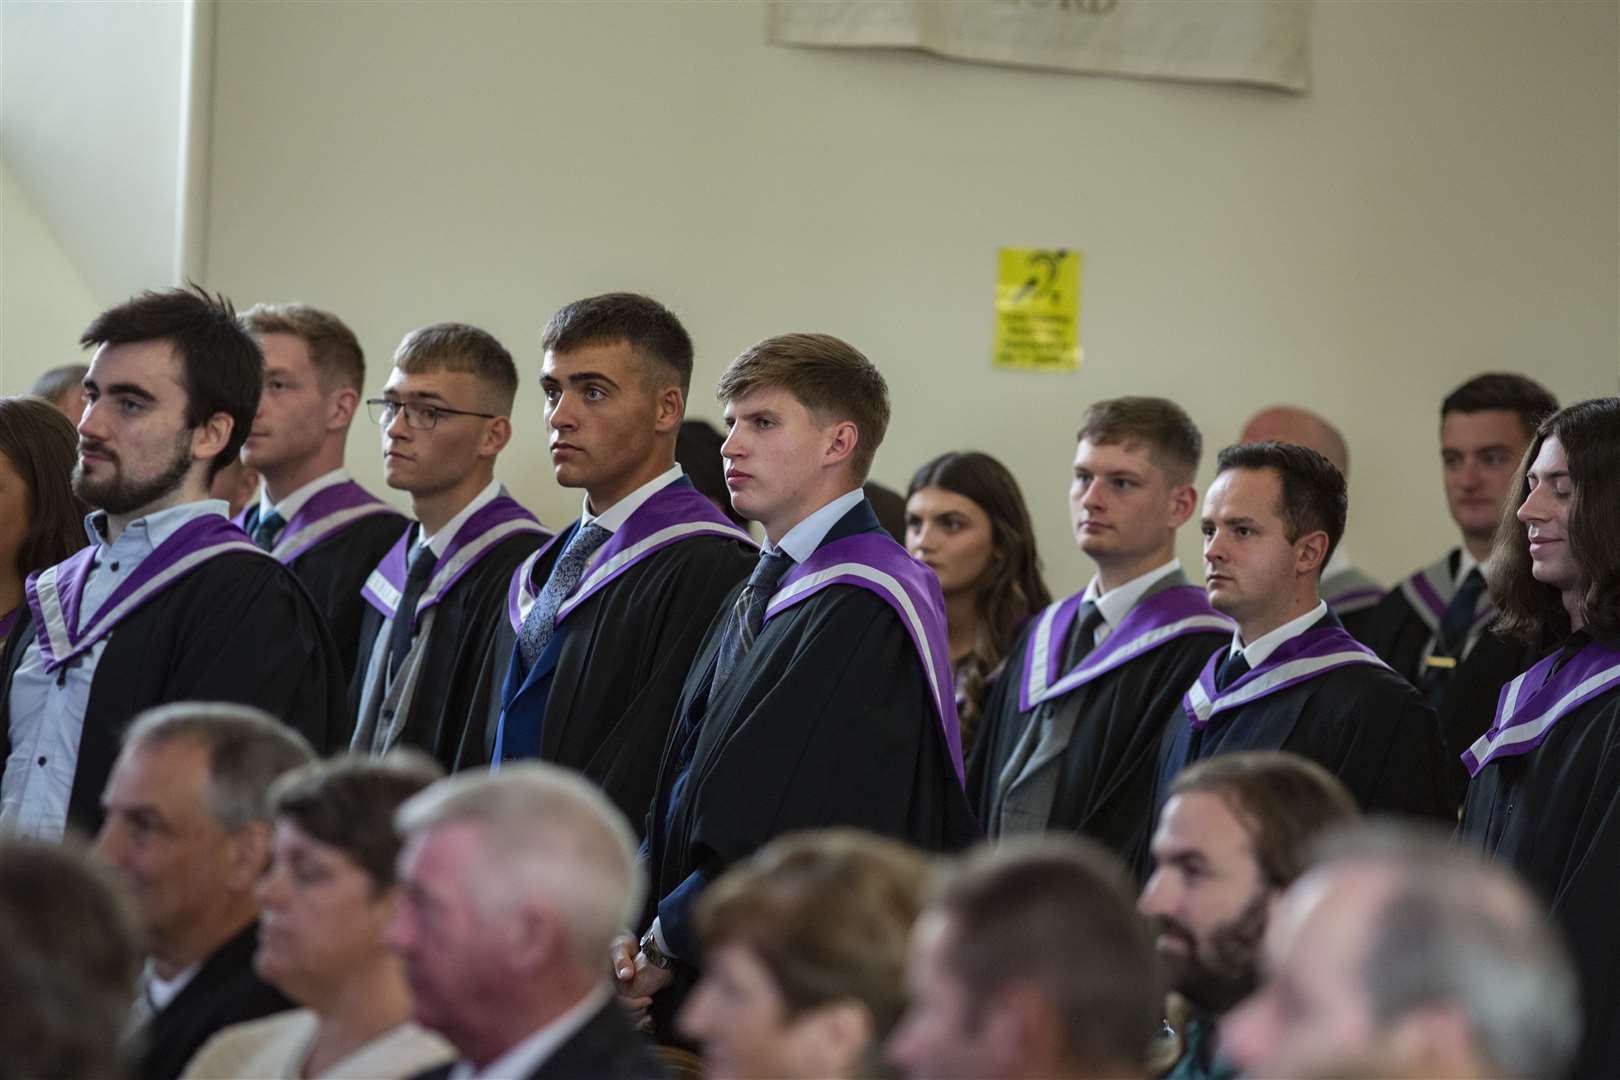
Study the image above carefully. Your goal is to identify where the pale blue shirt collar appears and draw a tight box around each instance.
[581,465,682,534]
[770,488,866,564]
[449,985,611,1080]
[85,499,230,550]
[1231,600,1330,668]
[1082,558,1180,631]
[257,467,349,522]
[420,478,502,558]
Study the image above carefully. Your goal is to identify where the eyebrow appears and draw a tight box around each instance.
[385,390,450,404]
[1530,469,1571,481]
[1205,515,1261,528]
[93,381,158,403]
[543,370,621,389]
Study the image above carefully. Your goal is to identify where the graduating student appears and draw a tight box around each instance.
[966,399,1230,879]
[1239,406,1382,638]
[1158,442,1451,822]
[487,294,754,826]
[0,288,345,839]
[1458,397,1620,1079]
[235,305,407,685]
[1360,374,1558,806]
[613,333,979,1033]
[350,323,547,771]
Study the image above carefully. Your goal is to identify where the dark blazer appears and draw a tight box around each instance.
[132,922,293,1080]
[409,998,667,1080]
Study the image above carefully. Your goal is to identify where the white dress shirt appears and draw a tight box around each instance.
[257,467,350,522]
[580,465,682,534]
[448,986,611,1080]
[1080,558,1181,646]
[1228,600,1330,669]
[421,478,503,558]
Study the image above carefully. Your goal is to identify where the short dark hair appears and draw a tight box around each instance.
[269,752,443,891]
[1077,396,1203,486]
[1216,441,1349,572]
[934,836,1160,1073]
[1442,374,1559,441]
[716,333,891,480]
[1167,751,1361,890]
[240,303,366,394]
[393,322,519,414]
[0,396,90,577]
[79,285,264,483]
[540,293,695,394]
[28,364,88,408]
[1489,397,1620,643]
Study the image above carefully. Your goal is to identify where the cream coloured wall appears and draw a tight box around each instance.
[195,0,1617,597]
[0,161,101,393]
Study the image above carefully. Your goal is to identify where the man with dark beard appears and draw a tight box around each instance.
[0,287,346,841]
[1139,752,1358,1080]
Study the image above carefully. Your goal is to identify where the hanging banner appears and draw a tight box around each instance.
[767,1,1310,94]
[993,248,1081,372]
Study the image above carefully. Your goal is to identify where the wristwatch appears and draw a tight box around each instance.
[639,930,677,970]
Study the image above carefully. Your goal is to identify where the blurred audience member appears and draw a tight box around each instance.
[0,395,88,641]
[388,764,665,1079]
[1138,752,1359,1080]
[208,457,261,520]
[0,836,141,1080]
[30,362,89,424]
[680,829,929,1080]
[183,753,451,1078]
[887,836,1158,1080]
[95,703,315,1080]
[675,419,747,529]
[1223,824,1580,1080]
[906,450,1050,753]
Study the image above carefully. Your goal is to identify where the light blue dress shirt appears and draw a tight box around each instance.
[1,500,229,841]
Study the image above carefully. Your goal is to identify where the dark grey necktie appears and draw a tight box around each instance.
[518,523,612,669]
[1422,567,1488,702]
[250,509,286,551]
[711,549,796,691]
[387,542,437,679]
[1061,601,1107,672]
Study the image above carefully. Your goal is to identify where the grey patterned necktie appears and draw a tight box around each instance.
[518,523,612,668]
[711,549,796,692]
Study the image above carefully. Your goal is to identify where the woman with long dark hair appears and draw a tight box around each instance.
[905,451,1050,753]
[0,395,88,640]
[1459,397,1620,1080]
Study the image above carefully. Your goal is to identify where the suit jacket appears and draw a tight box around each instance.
[408,999,667,1080]
[133,922,293,1080]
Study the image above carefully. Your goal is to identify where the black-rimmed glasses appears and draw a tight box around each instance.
[366,399,498,430]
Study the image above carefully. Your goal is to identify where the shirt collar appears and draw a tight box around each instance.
[142,959,200,1012]
[581,465,681,534]
[85,499,230,551]
[770,488,866,565]
[259,467,349,522]
[1232,600,1329,668]
[1456,546,1481,584]
[421,478,502,558]
[1082,558,1180,629]
[449,985,610,1080]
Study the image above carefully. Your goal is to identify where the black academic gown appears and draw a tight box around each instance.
[1458,645,1620,1080]
[408,997,667,1080]
[131,921,293,1080]
[350,531,542,772]
[484,526,754,831]
[1158,614,1453,822]
[643,502,980,1027]
[1360,552,1535,808]
[0,554,345,835]
[968,612,1226,882]
[241,504,407,686]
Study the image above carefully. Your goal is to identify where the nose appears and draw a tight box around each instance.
[548,391,575,433]
[90,817,124,866]
[1516,484,1549,526]
[1204,529,1229,564]
[1137,867,1178,918]
[256,860,288,908]
[1080,477,1108,509]
[384,404,411,441]
[720,425,744,462]
[908,522,934,555]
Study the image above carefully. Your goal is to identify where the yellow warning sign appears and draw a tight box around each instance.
[992,247,1081,371]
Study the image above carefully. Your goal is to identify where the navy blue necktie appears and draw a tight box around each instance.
[251,509,286,551]
[710,549,796,692]
[1422,568,1487,702]
[387,542,437,679]
[1215,649,1251,692]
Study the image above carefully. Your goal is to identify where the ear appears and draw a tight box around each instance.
[790,1000,875,1077]
[995,981,1064,1065]
[192,412,235,467]
[503,899,564,977]
[480,415,513,459]
[223,821,273,894]
[326,386,359,432]
[654,385,685,435]
[1385,1002,1477,1076]
[823,419,860,472]
[1295,529,1330,577]
[1166,483,1199,529]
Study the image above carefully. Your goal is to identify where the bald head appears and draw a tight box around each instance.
[1241,406,1349,477]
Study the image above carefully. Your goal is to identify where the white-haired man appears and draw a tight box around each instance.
[388,764,666,1080]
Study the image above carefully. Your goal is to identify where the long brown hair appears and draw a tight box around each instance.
[1488,397,1620,644]
[907,451,1051,750]
[0,396,89,579]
